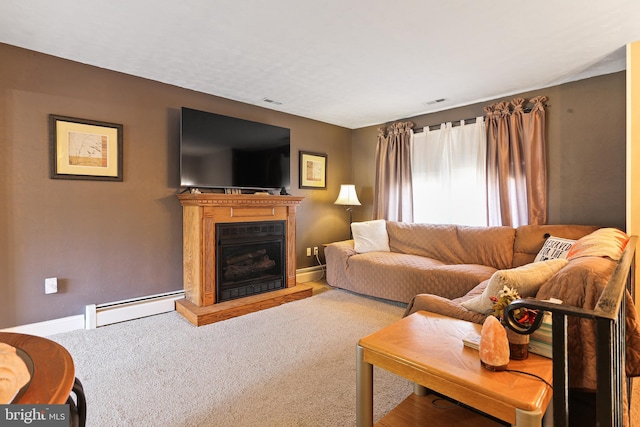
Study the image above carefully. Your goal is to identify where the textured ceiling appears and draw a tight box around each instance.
[1,0,639,129]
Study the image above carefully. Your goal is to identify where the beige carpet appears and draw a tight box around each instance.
[49,281,640,426]
[50,287,413,426]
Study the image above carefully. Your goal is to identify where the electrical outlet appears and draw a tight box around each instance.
[306,247,311,257]
[45,277,58,294]
[313,247,319,256]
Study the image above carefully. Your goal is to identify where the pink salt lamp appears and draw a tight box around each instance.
[479,315,510,371]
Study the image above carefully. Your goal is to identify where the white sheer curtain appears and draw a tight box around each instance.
[412,118,487,226]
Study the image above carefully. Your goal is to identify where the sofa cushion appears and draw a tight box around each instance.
[461,258,568,315]
[566,228,629,261]
[344,251,496,303]
[512,224,600,267]
[533,236,576,262]
[351,219,390,253]
[385,222,515,270]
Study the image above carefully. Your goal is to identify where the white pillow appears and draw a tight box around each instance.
[461,258,568,314]
[534,236,576,262]
[351,220,390,253]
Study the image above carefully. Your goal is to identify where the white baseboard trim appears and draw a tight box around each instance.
[3,267,326,336]
[296,265,326,283]
[0,315,85,337]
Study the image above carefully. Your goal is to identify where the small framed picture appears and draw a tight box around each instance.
[299,151,327,189]
[49,115,123,181]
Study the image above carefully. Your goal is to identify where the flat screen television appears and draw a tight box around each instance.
[180,107,291,191]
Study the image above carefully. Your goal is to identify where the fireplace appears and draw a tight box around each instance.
[176,193,311,327]
[216,221,286,302]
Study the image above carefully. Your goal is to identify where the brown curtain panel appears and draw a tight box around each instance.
[485,96,548,226]
[373,122,414,222]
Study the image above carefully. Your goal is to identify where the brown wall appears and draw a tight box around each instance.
[0,43,351,328]
[1,42,626,328]
[352,72,626,230]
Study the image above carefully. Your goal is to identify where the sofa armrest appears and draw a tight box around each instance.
[403,280,489,324]
[326,239,356,254]
[325,240,356,288]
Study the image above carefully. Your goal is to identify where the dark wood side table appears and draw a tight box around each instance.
[0,332,75,404]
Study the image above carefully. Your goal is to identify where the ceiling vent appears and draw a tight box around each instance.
[262,98,283,105]
[424,98,447,106]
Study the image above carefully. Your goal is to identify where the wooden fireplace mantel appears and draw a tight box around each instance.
[175,193,311,326]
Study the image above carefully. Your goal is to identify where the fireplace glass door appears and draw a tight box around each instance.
[216,221,286,302]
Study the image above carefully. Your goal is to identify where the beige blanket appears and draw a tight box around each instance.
[536,256,640,389]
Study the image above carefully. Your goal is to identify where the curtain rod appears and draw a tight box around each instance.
[412,106,541,133]
[413,117,478,133]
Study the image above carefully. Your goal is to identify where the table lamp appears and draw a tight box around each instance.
[334,184,361,238]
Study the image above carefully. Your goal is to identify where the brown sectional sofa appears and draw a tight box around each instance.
[326,221,640,393]
[325,221,599,305]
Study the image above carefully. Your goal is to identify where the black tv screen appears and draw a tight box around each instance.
[180,107,291,191]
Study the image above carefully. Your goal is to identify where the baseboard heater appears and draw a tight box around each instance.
[85,290,185,329]
[84,268,322,329]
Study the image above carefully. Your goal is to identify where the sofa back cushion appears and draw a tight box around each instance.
[386,222,515,269]
[512,224,600,267]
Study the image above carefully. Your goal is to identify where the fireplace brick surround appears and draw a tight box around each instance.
[175,193,312,326]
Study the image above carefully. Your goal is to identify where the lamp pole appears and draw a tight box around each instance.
[346,206,354,238]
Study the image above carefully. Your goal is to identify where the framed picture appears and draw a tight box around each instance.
[49,115,123,181]
[299,151,327,189]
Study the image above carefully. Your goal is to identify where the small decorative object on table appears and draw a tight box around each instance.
[490,285,538,360]
[478,315,510,371]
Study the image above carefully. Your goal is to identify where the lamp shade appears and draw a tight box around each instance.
[334,184,361,206]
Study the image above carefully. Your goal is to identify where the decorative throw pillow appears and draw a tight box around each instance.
[461,258,568,315]
[566,228,629,261]
[533,236,576,262]
[351,220,390,253]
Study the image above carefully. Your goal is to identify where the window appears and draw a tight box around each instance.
[412,119,487,226]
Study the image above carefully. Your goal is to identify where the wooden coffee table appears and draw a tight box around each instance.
[357,311,553,427]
